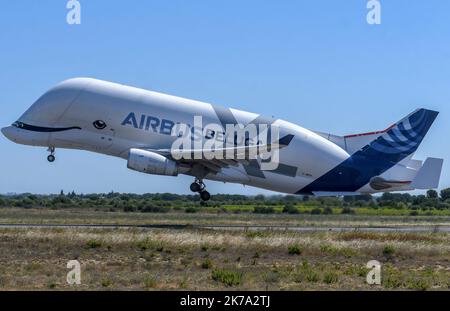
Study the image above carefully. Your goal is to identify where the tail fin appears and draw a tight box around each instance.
[368,108,439,158]
[298,108,439,193]
[316,108,439,155]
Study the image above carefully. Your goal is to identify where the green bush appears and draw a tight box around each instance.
[141,205,168,213]
[323,271,339,284]
[310,208,322,215]
[406,278,431,291]
[306,270,320,282]
[440,188,450,201]
[282,204,299,214]
[253,206,275,214]
[136,239,153,251]
[395,202,408,210]
[341,207,355,214]
[143,276,157,289]
[211,269,243,286]
[288,244,303,255]
[185,207,198,213]
[323,206,333,215]
[383,275,403,288]
[201,259,213,269]
[86,239,102,248]
[383,245,395,256]
[437,202,450,210]
[123,205,136,212]
[320,244,337,255]
[263,271,280,283]
[101,279,112,287]
[426,189,438,199]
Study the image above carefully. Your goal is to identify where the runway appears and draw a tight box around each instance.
[0,223,449,233]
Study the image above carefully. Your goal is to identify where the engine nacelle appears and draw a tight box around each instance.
[127,149,178,176]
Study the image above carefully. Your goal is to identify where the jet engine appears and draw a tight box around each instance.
[127,148,178,176]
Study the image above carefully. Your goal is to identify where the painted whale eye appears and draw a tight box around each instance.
[93,120,107,130]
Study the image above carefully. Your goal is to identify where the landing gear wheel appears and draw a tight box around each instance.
[200,190,211,202]
[47,146,56,163]
[190,178,211,202]
[190,182,202,193]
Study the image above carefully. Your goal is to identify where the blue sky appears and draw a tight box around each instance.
[0,1,449,195]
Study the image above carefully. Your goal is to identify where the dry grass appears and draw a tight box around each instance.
[0,209,448,290]
[333,231,440,242]
[0,226,448,290]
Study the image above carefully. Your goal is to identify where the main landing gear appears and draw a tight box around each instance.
[47,146,56,163]
[190,179,211,202]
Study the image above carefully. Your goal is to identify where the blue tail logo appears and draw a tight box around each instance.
[370,109,438,156]
[298,109,439,194]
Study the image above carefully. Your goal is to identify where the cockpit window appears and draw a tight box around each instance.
[12,121,24,128]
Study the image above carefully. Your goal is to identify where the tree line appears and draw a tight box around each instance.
[0,188,449,213]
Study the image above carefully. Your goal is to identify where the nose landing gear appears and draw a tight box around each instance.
[190,179,211,202]
[47,147,55,163]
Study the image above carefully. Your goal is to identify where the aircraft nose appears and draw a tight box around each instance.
[1,126,16,142]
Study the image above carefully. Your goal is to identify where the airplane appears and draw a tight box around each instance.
[1,78,444,202]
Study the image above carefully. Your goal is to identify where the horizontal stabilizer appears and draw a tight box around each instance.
[411,157,443,189]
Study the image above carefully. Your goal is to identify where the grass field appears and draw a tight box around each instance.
[0,207,449,227]
[0,208,448,291]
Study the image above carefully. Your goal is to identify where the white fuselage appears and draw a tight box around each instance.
[1,78,351,194]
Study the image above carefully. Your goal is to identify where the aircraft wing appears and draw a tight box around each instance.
[146,134,294,175]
